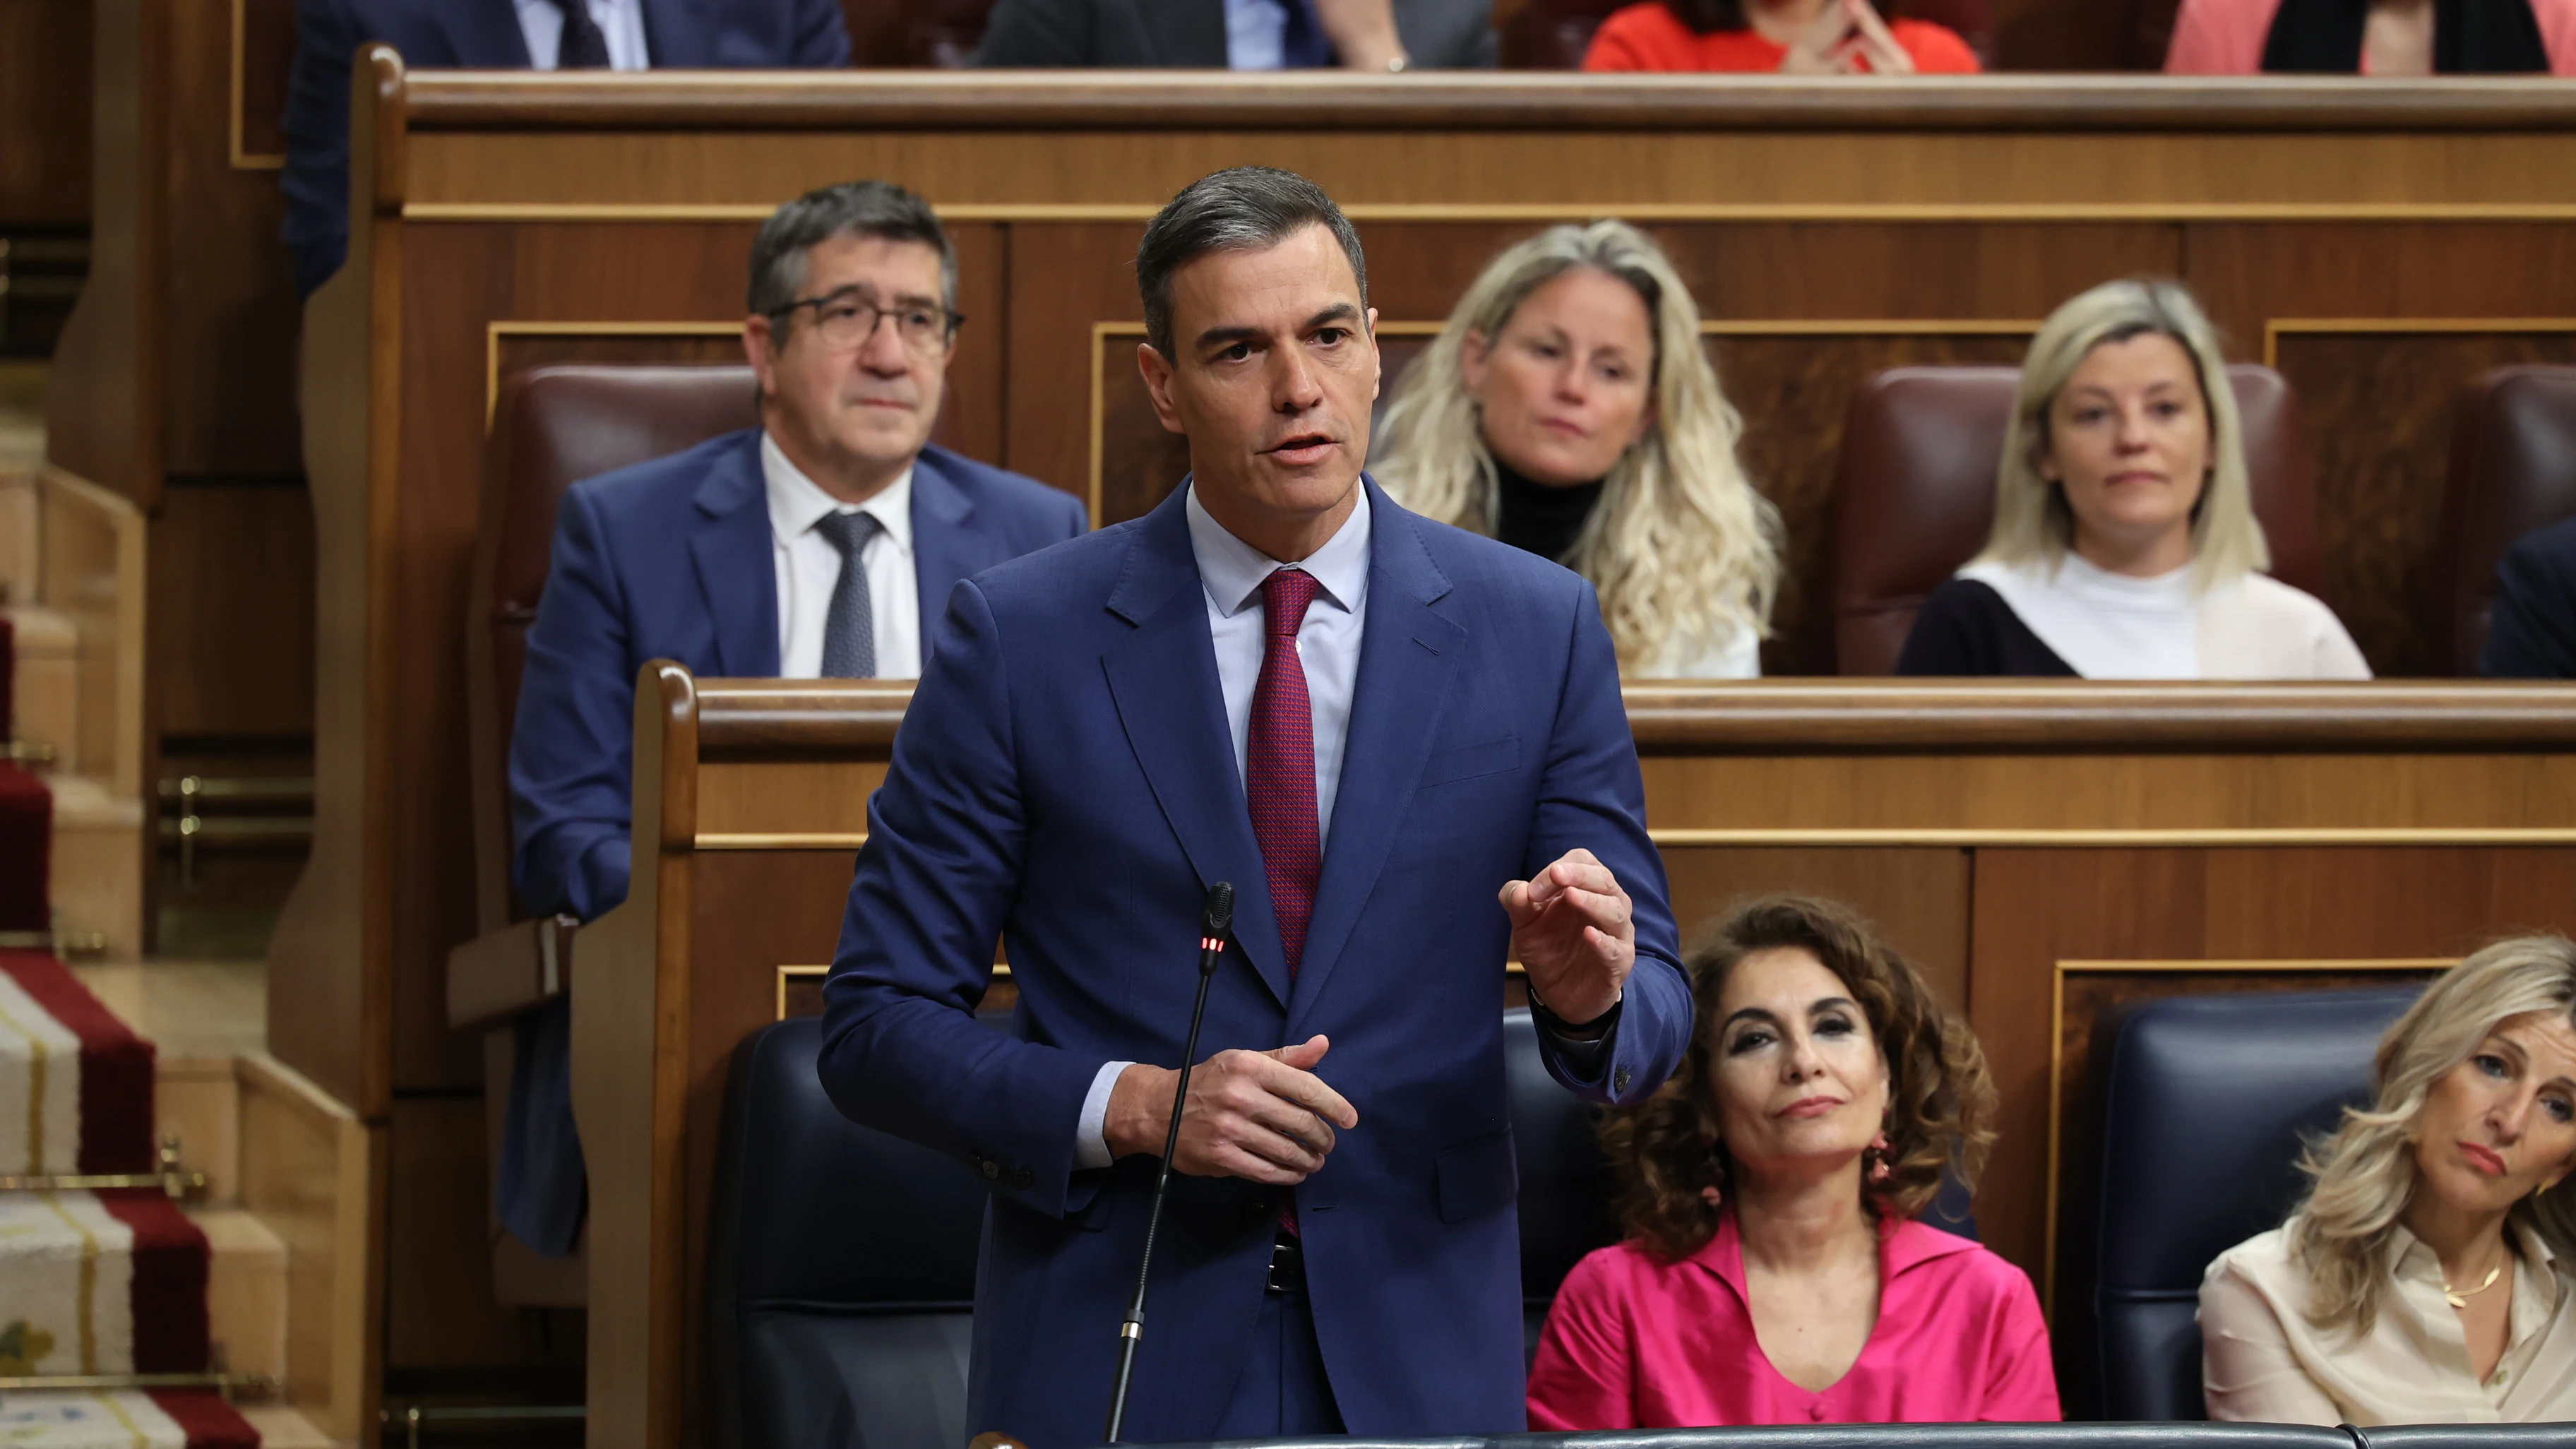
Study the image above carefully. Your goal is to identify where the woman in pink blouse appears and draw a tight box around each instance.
[1526,895,2060,1428]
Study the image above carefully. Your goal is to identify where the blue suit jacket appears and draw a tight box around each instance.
[510,428,1087,922]
[281,0,849,296]
[816,479,1692,1445]
[2483,515,2576,678]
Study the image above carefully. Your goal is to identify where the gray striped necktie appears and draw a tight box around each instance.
[813,511,883,679]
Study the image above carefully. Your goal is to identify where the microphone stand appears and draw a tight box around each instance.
[1103,882,1234,1444]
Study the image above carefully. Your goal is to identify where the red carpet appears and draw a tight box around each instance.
[0,614,47,934]
[0,949,155,1175]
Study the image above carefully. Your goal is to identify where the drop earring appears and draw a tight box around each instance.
[1866,1130,1893,1185]
[1701,1133,1724,1209]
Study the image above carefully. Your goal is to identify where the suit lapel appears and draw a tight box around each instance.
[910,449,977,657]
[1129,0,1230,64]
[433,0,536,66]
[687,432,780,676]
[1289,483,1463,1023]
[1100,487,1289,1010]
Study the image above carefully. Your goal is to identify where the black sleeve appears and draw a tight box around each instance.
[972,0,1092,65]
[280,0,362,298]
[2481,524,2576,679]
[1397,0,1499,67]
[1895,578,2077,678]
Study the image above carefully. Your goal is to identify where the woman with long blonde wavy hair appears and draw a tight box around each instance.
[2200,936,2576,1424]
[1372,221,1782,677]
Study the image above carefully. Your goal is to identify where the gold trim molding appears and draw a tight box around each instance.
[484,320,746,428]
[230,0,284,170]
[704,826,2576,852]
[405,203,2576,225]
[2037,955,2447,1313]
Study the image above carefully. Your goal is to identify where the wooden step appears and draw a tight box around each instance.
[195,1205,287,1384]
[0,465,33,606]
[4,601,77,765]
[239,1403,348,1448]
[47,773,144,959]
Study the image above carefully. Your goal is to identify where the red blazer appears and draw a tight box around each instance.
[1582,2,1981,71]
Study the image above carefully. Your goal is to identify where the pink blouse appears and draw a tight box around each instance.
[2164,0,2576,75]
[1526,1214,2061,1429]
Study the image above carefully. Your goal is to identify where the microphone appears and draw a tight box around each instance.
[1103,881,1234,1443]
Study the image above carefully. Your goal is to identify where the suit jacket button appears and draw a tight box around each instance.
[1013,1169,1033,1189]
[981,1159,999,1179]
[1614,1068,1633,1094]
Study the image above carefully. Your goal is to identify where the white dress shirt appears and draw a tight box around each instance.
[1224,0,1291,68]
[513,0,650,70]
[1073,484,1374,1169]
[2202,1218,2576,1424]
[762,431,922,680]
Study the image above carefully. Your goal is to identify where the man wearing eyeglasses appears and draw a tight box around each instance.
[497,180,1084,1261]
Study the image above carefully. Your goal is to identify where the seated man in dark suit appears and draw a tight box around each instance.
[976,0,1496,69]
[280,0,851,297]
[2482,515,2576,678]
[497,180,1087,1257]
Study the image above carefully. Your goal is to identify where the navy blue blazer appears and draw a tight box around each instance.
[2483,515,2576,678]
[816,479,1693,1443]
[280,0,849,296]
[508,429,1087,923]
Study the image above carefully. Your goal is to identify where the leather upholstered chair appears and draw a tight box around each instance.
[1505,1006,1619,1359]
[448,365,759,1304]
[2352,1429,2576,1449]
[1832,364,2324,676]
[2073,986,2422,1421]
[2438,366,2576,675]
[708,1016,986,1449]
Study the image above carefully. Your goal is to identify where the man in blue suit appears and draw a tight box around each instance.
[818,167,1693,1444]
[280,0,850,297]
[501,181,1086,1258]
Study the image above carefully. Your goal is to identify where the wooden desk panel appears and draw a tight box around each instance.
[574,673,2576,1448]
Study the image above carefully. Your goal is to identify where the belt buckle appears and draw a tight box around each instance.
[1265,1234,1305,1295]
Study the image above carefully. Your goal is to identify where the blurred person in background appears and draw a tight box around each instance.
[1373,221,1782,676]
[1527,895,2058,1428]
[2166,0,2576,76]
[2202,935,2576,1423]
[282,0,852,298]
[976,0,1494,68]
[1897,278,2368,679]
[1584,0,1979,73]
[2481,516,2576,677]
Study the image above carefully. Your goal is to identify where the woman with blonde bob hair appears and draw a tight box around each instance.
[1897,278,2367,679]
[1527,895,2060,1427]
[2202,936,2576,1423]
[1373,220,1782,677]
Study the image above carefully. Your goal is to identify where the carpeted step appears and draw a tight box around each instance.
[1,949,155,1174]
[0,1188,210,1376]
[0,1388,259,1448]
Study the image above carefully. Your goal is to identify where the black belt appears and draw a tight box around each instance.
[1264,1231,1305,1296]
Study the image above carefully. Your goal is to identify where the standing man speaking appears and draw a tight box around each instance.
[817,167,1691,1444]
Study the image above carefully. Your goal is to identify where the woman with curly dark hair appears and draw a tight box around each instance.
[1525,895,2058,1427]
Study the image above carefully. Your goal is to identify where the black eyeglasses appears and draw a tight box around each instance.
[772,286,964,356]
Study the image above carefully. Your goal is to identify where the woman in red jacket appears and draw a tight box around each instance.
[1583,0,1980,73]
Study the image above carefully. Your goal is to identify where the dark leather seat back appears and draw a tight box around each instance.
[1505,1007,1618,1356]
[2354,1428,2576,1449]
[2084,986,2421,1421]
[2439,366,2576,674]
[1832,364,2322,676]
[466,365,759,927]
[708,1017,988,1449]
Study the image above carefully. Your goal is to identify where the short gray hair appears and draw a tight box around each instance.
[1134,167,1368,360]
[747,180,956,333]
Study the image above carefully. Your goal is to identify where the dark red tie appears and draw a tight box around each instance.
[1247,570,1323,979]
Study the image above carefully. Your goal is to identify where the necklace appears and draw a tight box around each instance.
[2443,1257,2505,1310]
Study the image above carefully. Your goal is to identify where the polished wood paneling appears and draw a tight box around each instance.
[1660,846,1971,1007]
[1991,0,2171,71]
[237,0,294,165]
[148,484,317,738]
[0,0,91,226]
[384,1095,583,1368]
[2272,327,2576,676]
[1968,847,2576,1293]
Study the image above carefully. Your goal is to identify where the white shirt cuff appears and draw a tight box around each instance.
[1075,1060,1135,1171]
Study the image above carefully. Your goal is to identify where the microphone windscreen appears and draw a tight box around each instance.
[1204,881,1234,936]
